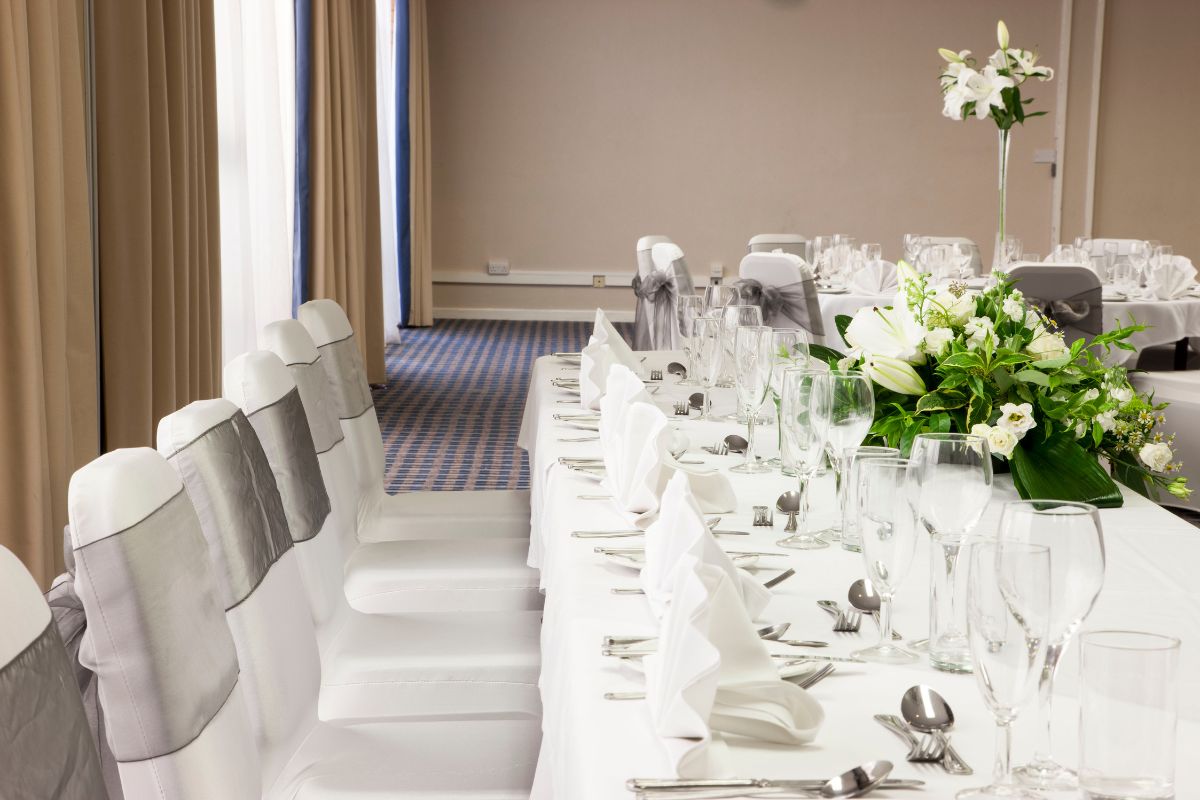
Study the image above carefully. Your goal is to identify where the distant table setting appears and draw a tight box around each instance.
[518,308,1198,800]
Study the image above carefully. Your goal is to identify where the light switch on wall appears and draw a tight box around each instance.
[709,263,724,279]
[487,260,510,275]
[1034,150,1056,163]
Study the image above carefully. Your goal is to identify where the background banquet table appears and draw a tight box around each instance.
[817,290,890,347]
[1102,294,1200,367]
[519,350,1199,800]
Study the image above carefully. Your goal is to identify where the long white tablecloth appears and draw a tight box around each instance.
[519,350,1199,799]
[1103,295,1200,366]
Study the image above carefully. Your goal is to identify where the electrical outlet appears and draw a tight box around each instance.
[592,275,606,288]
[709,263,724,279]
[487,260,510,275]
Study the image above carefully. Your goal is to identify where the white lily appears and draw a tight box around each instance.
[942,77,973,119]
[939,48,970,63]
[939,50,973,87]
[863,355,926,396]
[845,304,928,365]
[895,259,922,296]
[1010,48,1053,81]
[964,66,1015,119]
[997,20,1010,50]
[923,289,975,327]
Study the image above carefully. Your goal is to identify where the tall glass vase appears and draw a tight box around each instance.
[992,128,1011,273]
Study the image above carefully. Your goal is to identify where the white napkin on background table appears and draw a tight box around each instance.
[1146,256,1198,301]
[593,308,645,376]
[849,260,898,295]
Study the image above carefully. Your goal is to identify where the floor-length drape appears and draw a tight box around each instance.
[309,0,386,383]
[375,0,401,343]
[94,0,222,450]
[408,0,432,327]
[0,0,97,586]
[215,0,296,366]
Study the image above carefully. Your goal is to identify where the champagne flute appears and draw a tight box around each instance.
[692,316,724,422]
[958,541,1052,800]
[730,326,773,474]
[717,304,763,401]
[812,236,832,281]
[1001,501,1106,791]
[1101,242,1119,284]
[908,432,992,670]
[1129,240,1152,288]
[677,295,706,386]
[851,458,919,664]
[767,329,810,470]
[809,371,875,544]
[777,369,829,550]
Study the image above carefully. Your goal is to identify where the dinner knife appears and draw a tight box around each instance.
[627,777,924,791]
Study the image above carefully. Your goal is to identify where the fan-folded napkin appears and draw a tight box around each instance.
[593,308,645,376]
[849,260,898,295]
[1146,256,1198,300]
[579,339,618,410]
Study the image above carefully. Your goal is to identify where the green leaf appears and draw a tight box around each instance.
[915,390,968,413]
[1030,353,1072,371]
[990,367,1014,393]
[967,374,988,399]
[835,315,854,349]
[1008,434,1123,508]
[899,419,922,457]
[808,344,845,367]
[931,411,952,433]
[1111,454,1154,501]
[1014,369,1051,387]
[990,353,1032,369]
[1092,421,1103,447]
[967,393,992,430]
[940,352,986,370]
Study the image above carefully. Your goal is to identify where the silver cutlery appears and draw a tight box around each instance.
[796,663,835,690]
[611,588,644,594]
[595,547,787,557]
[572,530,645,538]
[603,692,645,700]
[673,401,690,416]
[605,623,789,648]
[776,491,802,533]
[577,494,611,500]
[762,568,796,589]
[557,436,598,442]
[817,600,862,633]
[777,640,829,648]
[628,761,921,798]
[650,369,663,381]
[847,579,902,640]
[900,685,973,775]
[874,714,945,764]
[771,654,866,664]
[666,362,687,379]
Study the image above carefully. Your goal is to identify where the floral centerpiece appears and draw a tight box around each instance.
[939,21,1053,269]
[808,262,1191,507]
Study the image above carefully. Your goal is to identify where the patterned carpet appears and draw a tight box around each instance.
[376,318,633,492]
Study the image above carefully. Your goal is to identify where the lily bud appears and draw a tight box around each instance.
[863,355,926,396]
[939,48,961,62]
[997,20,1010,50]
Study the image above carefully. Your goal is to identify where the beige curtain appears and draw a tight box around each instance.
[310,0,386,383]
[94,0,222,451]
[0,0,97,587]
[408,0,433,327]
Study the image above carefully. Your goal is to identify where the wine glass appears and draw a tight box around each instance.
[926,244,950,283]
[812,236,832,280]
[1129,241,1152,287]
[718,304,763,396]
[958,541,1052,800]
[767,329,810,470]
[809,371,874,544]
[1074,236,1093,256]
[1004,236,1024,267]
[841,444,900,552]
[851,458,920,664]
[731,326,773,475]
[677,295,705,386]
[1101,242,1119,284]
[1155,245,1174,270]
[1000,500,1106,791]
[1048,243,1076,264]
[861,243,882,263]
[777,369,829,550]
[692,316,724,422]
[703,284,740,313]
[908,432,993,670]
[951,242,973,279]
[902,233,923,268]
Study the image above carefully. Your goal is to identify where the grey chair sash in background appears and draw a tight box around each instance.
[0,616,110,800]
[73,489,240,763]
[317,334,374,420]
[1008,265,1103,347]
[286,359,345,454]
[166,413,293,609]
[245,388,331,544]
[631,270,677,351]
[1025,287,1104,336]
[735,278,826,338]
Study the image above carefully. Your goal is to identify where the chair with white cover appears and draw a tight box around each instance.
[67,449,540,800]
[297,300,530,542]
[157,398,541,726]
[924,236,983,276]
[1128,371,1200,510]
[632,237,695,350]
[224,351,542,614]
[748,233,809,260]
[1006,264,1103,350]
[0,545,109,798]
[736,251,826,344]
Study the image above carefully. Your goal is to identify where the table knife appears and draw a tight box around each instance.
[627,777,924,791]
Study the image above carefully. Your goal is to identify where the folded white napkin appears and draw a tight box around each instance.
[599,364,654,452]
[1147,256,1198,300]
[849,260,898,295]
[644,494,824,776]
[580,338,619,410]
[600,401,672,519]
[593,308,645,376]
[642,473,771,621]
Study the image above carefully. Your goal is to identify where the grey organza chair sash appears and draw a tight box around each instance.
[286,359,345,454]
[317,334,373,420]
[1024,286,1103,336]
[735,278,826,338]
[72,489,240,763]
[245,388,331,544]
[631,269,679,351]
[166,411,294,608]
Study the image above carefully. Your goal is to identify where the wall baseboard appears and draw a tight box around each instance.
[434,269,639,287]
[434,307,635,322]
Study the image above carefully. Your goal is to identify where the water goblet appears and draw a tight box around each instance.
[776,369,830,550]
[703,284,740,313]
[861,243,882,263]
[767,329,810,470]
[730,326,773,474]
[677,295,705,386]
[717,304,763,402]
[692,316,724,422]
[809,371,874,544]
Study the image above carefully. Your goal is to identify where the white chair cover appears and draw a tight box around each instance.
[736,252,825,340]
[296,300,531,542]
[924,236,984,276]
[633,240,694,351]
[1007,264,1103,348]
[2,545,109,799]
[748,233,809,260]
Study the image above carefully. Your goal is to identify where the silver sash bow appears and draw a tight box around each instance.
[1025,287,1103,336]
[316,334,373,420]
[73,489,240,763]
[167,411,294,609]
[735,278,826,338]
[286,359,345,454]
[245,387,332,544]
[631,271,677,351]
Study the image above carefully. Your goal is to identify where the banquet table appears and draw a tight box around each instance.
[1102,294,1200,367]
[519,349,1200,800]
[817,290,890,347]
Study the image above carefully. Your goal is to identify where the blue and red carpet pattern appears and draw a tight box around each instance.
[376,318,633,492]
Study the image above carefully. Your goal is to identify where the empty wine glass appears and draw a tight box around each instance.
[861,243,882,263]
[1155,245,1174,269]
[692,316,724,422]
[951,242,973,279]
[812,236,833,280]
[1074,236,1093,256]
[1048,243,1076,264]
[718,304,763,400]
[958,541,1052,800]
[902,233,923,268]
[703,284,740,313]
[926,244,951,282]
[810,371,875,544]
[777,369,829,550]
[851,458,920,665]
[1101,242,1119,284]
[1004,236,1023,267]
[731,326,773,475]
[1001,500,1106,791]
[677,295,705,386]
[909,432,993,672]
[767,329,810,470]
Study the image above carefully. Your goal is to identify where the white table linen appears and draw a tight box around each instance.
[522,349,1200,800]
[1103,295,1200,366]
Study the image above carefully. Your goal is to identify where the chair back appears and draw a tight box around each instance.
[636,235,672,279]
[1007,264,1103,349]
[736,252,824,341]
[632,240,691,350]
[748,233,808,259]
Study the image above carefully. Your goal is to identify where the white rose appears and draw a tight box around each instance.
[924,290,975,327]
[1026,328,1068,362]
[1002,297,1026,319]
[1110,384,1134,404]
[923,327,955,358]
[1096,409,1117,433]
[985,425,1018,458]
[1140,442,1174,472]
[996,402,1036,437]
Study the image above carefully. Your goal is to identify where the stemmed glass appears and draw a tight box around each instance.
[1000,500,1106,791]
[809,371,875,544]
[677,295,706,386]
[730,326,774,474]
[908,432,993,670]
[777,369,829,550]
[812,236,832,281]
[718,304,763,397]
[767,329,810,470]
[958,541,1052,800]
[851,458,919,664]
[703,284,740,313]
[902,233,923,268]
[692,316,724,422]
[861,243,882,263]
[841,445,901,552]
[1101,242,1119,284]
[1129,241,1152,288]
[1004,236,1024,267]
[952,242,974,279]
[926,244,949,282]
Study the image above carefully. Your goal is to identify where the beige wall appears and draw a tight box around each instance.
[427,0,1195,316]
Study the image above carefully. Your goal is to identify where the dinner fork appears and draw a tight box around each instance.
[874,714,946,763]
[796,663,835,690]
[817,601,862,633]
